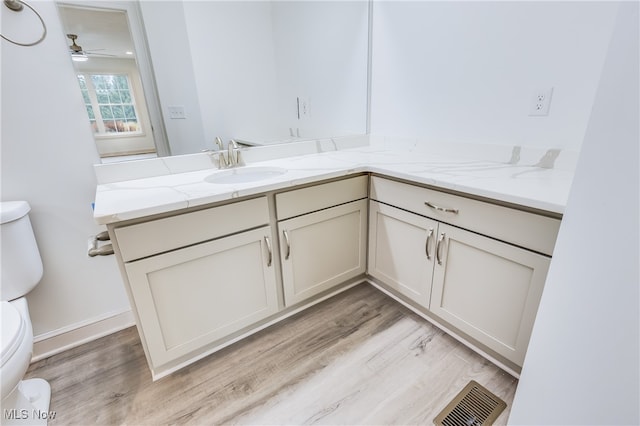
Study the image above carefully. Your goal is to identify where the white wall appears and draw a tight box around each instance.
[1,0,129,338]
[370,1,618,150]
[509,2,639,424]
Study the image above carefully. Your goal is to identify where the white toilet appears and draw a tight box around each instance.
[1,201,51,425]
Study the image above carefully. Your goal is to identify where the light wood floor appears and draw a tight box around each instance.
[25,284,517,425]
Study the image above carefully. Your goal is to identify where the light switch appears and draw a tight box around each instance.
[168,105,186,119]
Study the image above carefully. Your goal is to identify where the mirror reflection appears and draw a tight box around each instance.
[58,4,159,159]
[58,1,370,162]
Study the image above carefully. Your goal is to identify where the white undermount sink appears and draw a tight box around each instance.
[204,166,287,184]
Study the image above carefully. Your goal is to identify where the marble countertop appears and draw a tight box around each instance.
[93,145,574,225]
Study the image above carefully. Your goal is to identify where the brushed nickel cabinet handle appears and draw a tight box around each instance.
[424,201,459,214]
[264,236,272,267]
[425,227,434,260]
[283,230,291,260]
[436,232,446,266]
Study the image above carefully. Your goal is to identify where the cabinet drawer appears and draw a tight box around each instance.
[276,175,368,220]
[370,176,560,256]
[115,197,269,262]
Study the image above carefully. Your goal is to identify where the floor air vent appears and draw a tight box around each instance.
[434,380,507,426]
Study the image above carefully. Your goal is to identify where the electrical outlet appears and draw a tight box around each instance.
[168,105,186,119]
[529,88,553,116]
[297,97,310,120]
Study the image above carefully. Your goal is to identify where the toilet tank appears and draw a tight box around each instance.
[0,201,43,301]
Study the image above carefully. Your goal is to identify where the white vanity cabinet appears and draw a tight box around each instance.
[368,176,560,367]
[276,176,368,306]
[104,168,562,378]
[109,197,279,378]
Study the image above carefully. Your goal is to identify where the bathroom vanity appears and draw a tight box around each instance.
[95,144,569,379]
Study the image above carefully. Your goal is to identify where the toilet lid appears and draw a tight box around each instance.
[1,301,26,367]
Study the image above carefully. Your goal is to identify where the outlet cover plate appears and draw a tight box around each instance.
[529,88,553,116]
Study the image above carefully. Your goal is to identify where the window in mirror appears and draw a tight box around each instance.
[77,73,141,136]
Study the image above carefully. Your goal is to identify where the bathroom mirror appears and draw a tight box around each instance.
[57,0,370,161]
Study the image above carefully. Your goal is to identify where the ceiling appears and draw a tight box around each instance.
[57,5,135,59]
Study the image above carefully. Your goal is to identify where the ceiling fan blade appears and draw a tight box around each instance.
[87,52,118,57]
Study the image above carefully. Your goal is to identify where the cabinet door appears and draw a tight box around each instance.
[279,199,367,306]
[125,226,278,368]
[368,201,438,308]
[430,223,550,366]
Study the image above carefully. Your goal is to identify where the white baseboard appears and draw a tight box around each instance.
[32,310,135,362]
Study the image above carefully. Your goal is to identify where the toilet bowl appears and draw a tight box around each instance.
[0,201,51,425]
[1,299,32,400]
[0,299,51,425]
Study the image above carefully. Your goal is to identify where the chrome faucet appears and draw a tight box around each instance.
[206,137,243,169]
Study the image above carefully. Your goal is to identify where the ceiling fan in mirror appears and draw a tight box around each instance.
[67,33,116,62]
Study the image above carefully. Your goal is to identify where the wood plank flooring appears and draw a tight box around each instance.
[25,284,517,425]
